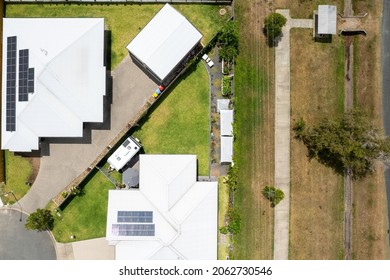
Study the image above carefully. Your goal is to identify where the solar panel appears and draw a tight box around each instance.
[28,68,34,93]
[19,49,29,101]
[117,211,153,223]
[6,36,17,131]
[112,224,155,236]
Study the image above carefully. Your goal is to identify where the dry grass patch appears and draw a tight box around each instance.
[289,28,345,259]
[352,0,389,259]
[275,0,342,19]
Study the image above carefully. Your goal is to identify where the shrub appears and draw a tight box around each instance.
[263,13,287,44]
[222,76,232,96]
[262,186,285,207]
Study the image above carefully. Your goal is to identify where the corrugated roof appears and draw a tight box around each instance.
[318,5,337,34]
[127,4,202,81]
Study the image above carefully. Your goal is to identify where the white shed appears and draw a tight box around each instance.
[220,109,233,136]
[221,136,233,163]
[318,5,337,35]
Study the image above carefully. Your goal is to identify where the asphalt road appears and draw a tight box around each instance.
[382,0,390,244]
[0,209,56,260]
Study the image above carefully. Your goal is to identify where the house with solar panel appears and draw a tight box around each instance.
[1,18,106,152]
[127,4,203,85]
[106,154,218,260]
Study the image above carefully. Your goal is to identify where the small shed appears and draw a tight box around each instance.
[317,5,337,35]
[122,168,139,188]
[220,109,233,136]
[217,99,230,113]
[221,136,233,163]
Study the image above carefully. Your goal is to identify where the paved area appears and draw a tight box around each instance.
[56,237,114,260]
[208,47,231,178]
[273,9,312,260]
[19,56,157,213]
[0,208,56,260]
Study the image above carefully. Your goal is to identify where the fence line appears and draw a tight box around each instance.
[5,0,232,3]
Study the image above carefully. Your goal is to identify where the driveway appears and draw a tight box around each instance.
[19,56,157,213]
[0,208,56,260]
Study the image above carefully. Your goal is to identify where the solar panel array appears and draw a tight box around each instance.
[112,224,155,237]
[6,36,17,131]
[117,211,153,223]
[19,49,34,101]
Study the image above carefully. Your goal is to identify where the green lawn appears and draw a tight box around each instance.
[1,151,32,204]
[134,62,210,175]
[232,0,275,259]
[52,169,114,243]
[6,3,229,69]
[218,176,231,260]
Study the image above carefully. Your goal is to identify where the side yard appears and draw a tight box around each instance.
[6,3,230,69]
[233,0,275,259]
[289,27,345,259]
[352,0,389,259]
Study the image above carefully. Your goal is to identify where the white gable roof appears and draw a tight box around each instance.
[1,18,106,152]
[220,109,233,136]
[106,154,217,260]
[318,5,337,34]
[127,4,202,81]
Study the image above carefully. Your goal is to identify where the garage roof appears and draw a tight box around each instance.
[127,4,202,81]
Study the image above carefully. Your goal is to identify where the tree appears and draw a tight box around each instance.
[25,208,54,231]
[263,13,287,44]
[294,109,390,179]
[262,186,285,207]
[218,21,239,62]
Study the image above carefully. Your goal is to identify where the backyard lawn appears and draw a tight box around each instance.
[6,3,230,69]
[134,62,210,176]
[52,169,114,243]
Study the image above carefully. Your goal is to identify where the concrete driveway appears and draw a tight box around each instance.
[19,56,157,213]
[0,208,56,260]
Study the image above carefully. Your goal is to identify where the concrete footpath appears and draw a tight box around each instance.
[274,9,313,260]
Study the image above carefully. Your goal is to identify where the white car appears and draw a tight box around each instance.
[202,53,214,68]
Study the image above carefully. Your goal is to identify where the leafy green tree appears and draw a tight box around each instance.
[294,109,390,178]
[262,186,285,207]
[226,206,241,235]
[263,13,287,43]
[218,21,239,62]
[25,208,54,231]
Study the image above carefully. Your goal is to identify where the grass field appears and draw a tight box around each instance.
[133,62,210,176]
[6,3,230,69]
[352,0,389,259]
[288,9,346,258]
[233,0,275,259]
[52,169,114,243]
[218,176,231,260]
[1,151,32,204]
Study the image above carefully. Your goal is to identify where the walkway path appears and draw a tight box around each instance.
[273,9,312,260]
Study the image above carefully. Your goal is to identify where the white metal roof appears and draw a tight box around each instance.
[217,99,230,112]
[318,5,337,34]
[126,4,202,81]
[1,18,106,152]
[107,137,141,171]
[221,136,233,163]
[220,109,233,136]
[106,154,218,260]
